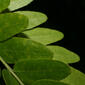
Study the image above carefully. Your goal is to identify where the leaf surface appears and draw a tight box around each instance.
[0,37,53,63]
[0,13,28,41]
[2,69,19,85]
[0,0,10,12]
[47,46,80,63]
[16,11,47,29]
[8,0,33,11]
[61,67,85,85]
[32,79,68,85]
[14,60,71,85]
[23,28,64,45]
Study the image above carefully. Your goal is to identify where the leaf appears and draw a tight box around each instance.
[8,0,33,11]
[16,11,48,29]
[23,28,64,45]
[61,67,85,85]
[32,79,68,85]
[14,60,71,85]
[0,0,10,12]
[47,46,80,64]
[0,13,28,42]
[2,69,19,85]
[0,37,53,63]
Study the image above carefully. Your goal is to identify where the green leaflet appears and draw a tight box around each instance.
[8,0,33,11]
[23,28,64,45]
[0,0,10,12]
[47,46,80,64]
[14,60,71,85]
[61,67,85,85]
[2,70,19,85]
[16,11,48,29]
[0,13,28,42]
[32,79,68,85]
[0,37,53,63]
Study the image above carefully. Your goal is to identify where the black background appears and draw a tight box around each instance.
[20,0,84,72]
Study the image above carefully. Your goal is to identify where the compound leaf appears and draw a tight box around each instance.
[0,37,53,63]
[0,0,10,12]
[16,11,47,29]
[32,79,68,85]
[47,46,80,64]
[2,69,19,85]
[0,13,28,42]
[14,60,71,85]
[61,67,85,85]
[8,0,33,11]
[23,28,64,45]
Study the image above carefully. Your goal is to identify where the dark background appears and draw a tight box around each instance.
[20,0,84,72]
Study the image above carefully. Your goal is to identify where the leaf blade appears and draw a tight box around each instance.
[61,67,85,85]
[16,11,48,29]
[14,60,71,85]
[47,46,80,63]
[8,0,33,11]
[2,69,19,85]
[23,28,64,45]
[0,37,53,63]
[32,79,69,85]
[0,0,10,12]
[0,13,28,41]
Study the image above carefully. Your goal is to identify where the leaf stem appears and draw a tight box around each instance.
[0,56,24,85]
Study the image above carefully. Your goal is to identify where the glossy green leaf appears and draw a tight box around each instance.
[61,67,85,85]
[0,0,10,12]
[0,13,28,42]
[2,69,19,85]
[14,60,71,85]
[16,11,48,29]
[0,37,53,63]
[8,0,33,11]
[47,46,80,63]
[32,79,68,85]
[23,28,64,45]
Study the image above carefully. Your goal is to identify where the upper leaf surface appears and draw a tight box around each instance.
[2,69,19,85]
[32,79,68,85]
[61,67,85,85]
[8,0,33,11]
[23,28,64,45]
[0,13,28,42]
[16,11,48,29]
[14,60,71,85]
[47,46,80,63]
[0,37,53,63]
[0,0,10,12]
